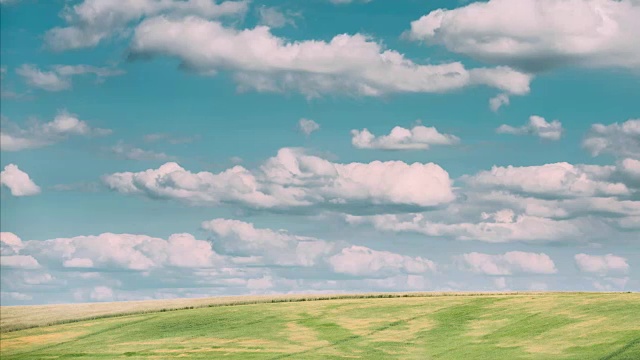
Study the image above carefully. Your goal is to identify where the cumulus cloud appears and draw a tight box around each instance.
[1,232,24,255]
[460,251,557,275]
[344,153,640,243]
[497,115,563,140]
[592,276,629,291]
[408,0,640,72]
[463,162,628,198]
[618,158,640,184]
[202,218,333,266]
[328,245,436,277]
[45,0,249,51]
[0,255,41,269]
[18,232,219,271]
[109,142,173,161]
[489,93,510,112]
[129,16,531,97]
[1,110,111,151]
[104,147,454,211]
[298,118,320,136]
[583,119,640,158]
[351,125,460,150]
[0,164,41,196]
[16,64,123,91]
[574,253,629,274]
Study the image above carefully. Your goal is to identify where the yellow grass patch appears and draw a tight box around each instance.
[466,318,510,338]
[0,330,84,351]
[369,317,435,343]
[286,322,329,348]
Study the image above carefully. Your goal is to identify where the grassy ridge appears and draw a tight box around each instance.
[1,291,547,332]
[1,292,639,359]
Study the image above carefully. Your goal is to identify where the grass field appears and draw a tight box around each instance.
[1,292,638,359]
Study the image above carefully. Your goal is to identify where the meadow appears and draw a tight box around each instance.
[1,292,638,359]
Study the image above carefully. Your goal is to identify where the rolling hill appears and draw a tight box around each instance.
[1,292,638,359]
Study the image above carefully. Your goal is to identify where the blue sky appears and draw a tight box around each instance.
[0,0,639,304]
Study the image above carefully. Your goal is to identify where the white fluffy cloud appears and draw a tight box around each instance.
[497,115,563,140]
[463,162,629,198]
[104,147,455,211]
[202,218,333,266]
[574,253,629,274]
[1,110,111,151]
[328,245,436,277]
[461,251,557,275]
[45,0,249,51]
[1,232,24,255]
[16,64,123,91]
[129,16,531,97]
[344,153,640,243]
[351,125,460,150]
[583,119,640,158]
[408,0,640,72]
[298,118,320,136]
[0,255,41,269]
[19,233,219,271]
[0,164,41,196]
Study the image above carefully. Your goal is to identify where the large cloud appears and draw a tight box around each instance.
[0,232,285,304]
[104,147,455,211]
[351,125,460,150]
[327,245,436,277]
[574,253,629,274]
[460,251,557,275]
[0,164,41,196]
[128,16,532,97]
[408,0,640,72]
[0,255,41,269]
[1,232,24,255]
[345,155,640,243]
[0,227,442,304]
[497,115,563,140]
[44,0,249,51]
[1,110,111,151]
[583,119,640,158]
[462,162,629,198]
[20,232,220,271]
[201,218,333,266]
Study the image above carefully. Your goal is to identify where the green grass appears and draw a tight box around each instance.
[1,292,638,359]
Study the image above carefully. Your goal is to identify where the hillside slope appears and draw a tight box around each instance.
[1,292,639,359]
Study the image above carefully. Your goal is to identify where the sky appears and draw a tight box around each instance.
[0,0,639,305]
